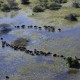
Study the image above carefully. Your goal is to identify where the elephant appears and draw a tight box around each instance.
[34,26,38,29]
[53,54,57,57]
[0,38,3,40]
[60,55,64,58]
[21,25,25,29]
[2,41,6,48]
[17,26,20,28]
[19,47,26,51]
[51,27,55,32]
[6,76,9,79]
[38,27,42,30]
[58,28,61,32]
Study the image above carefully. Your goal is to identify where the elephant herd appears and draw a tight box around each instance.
[1,37,66,79]
[0,37,66,60]
[14,25,62,32]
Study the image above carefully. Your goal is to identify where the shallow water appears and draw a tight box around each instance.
[0,11,80,80]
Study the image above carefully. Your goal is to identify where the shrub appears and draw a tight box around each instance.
[11,37,29,47]
[48,2,62,10]
[66,57,80,68]
[21,0,30,4]
[72,2,80,8]
[65,14,78,21]
[38,0,49,9]
[55,0,67,3]
[33,5,45,12]
[1,4,10,12]
[7,0,19,9]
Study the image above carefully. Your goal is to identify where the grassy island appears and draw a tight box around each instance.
[0,0,80,27]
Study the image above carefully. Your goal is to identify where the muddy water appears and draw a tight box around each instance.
[0,11,80,80]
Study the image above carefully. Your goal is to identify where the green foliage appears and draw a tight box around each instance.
[0,0,19,11]
[72,2,80,8]
[11,37,29,47]
[65,14,78,21]
[7,0,18,9]
[1,3,10,12]
[54,0,67,3]
[66,57,80,68]
[48,2,62,10]
[36,0,64,12]
[38,0,49,8]
[33,5,45,12]
[21,0,30,4]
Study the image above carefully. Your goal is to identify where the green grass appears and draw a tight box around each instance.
[67,69,79,74]
[0,0,80,27]
[28,0,80,27]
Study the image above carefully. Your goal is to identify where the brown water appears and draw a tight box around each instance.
[0,10,80,80]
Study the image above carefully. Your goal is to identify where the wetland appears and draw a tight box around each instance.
[0,0,80,80]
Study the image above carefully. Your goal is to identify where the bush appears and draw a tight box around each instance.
[33,5,45,12]
[48,2,62,10]
[38,0,49,9]
[72,2,80,8]
[1,4,10,12]
[66,57,80,68]
[55,0,67,3]
[65,14,78,21]
[21,0,30,4]
[11,37,29,47]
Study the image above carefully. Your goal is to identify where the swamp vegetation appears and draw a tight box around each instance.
[0,0,80,80]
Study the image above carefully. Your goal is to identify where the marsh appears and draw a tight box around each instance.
[0,0,80,80]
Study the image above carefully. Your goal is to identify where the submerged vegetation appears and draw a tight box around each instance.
[11,37,29,47]
[0,1,80,80]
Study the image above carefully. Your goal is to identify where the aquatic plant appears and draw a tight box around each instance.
[11,37,29,47]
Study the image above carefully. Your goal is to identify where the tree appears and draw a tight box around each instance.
[66,57,80,68]
[67,57,73,67]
